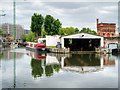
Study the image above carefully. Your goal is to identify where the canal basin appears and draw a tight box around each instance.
[1,48,119,88]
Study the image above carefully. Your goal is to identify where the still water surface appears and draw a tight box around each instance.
[1,48,119,88]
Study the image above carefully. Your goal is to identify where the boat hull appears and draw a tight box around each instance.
[112,48,120,55]
[26,46,47,53]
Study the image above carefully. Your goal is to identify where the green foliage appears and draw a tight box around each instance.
[45,65,53,77]
[31,13,44,37]
[52,19,62,35]
[47,46,56,48]
[75,28,79,33]
[0,53,3,59]
[53,64,61,72]
[0,29,4,36]
[41,29,47,37]
[59,27,79,35]
[44,15,62,35]
[44,15,54,35]
[80,28,96,35]
[30,13,96,37]
[31,59,43,78]
[30,58,61,78]
[30,14,62,36]
[22,31,35,42]
[69,38,72,44]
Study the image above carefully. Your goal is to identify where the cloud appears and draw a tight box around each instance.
[1,0,120,2]
[0,1,118,30]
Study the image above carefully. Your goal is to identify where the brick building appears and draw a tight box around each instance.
[96,19,116,37]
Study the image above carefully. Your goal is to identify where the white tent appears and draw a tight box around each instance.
[61,33,104,50]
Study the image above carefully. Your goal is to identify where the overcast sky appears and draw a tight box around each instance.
[0,0,119,31]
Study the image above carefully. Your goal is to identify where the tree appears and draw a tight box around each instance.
[22,31,35,42]
[52,19,62,35]
[44,15,62,35]
[75,28,79,33]
[0,29,4,36]
[41,28,47,37]
[80,28,96,35]
[44,15,54,35]
[31,13,44,38]
[59,27,79,35]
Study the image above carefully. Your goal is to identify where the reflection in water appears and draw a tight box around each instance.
[45,65,53,77]
[62,54,115,73]
[63,54,101,73]
[102,54,115,66]
[1,49,24,88]
[1,49,118,88]
[13,52,16,88]
[2,50,24,60]
[64,54,100,66]
[30,52,61,78]
[31,59,61,78]
[30,52,116,78]
[31,59,44,78]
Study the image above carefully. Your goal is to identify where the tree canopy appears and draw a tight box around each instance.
[31,13,44,37]
[31,14,62,36]
[59,27,79,35]
[80,28,96,35]
[30,13,96,37]
[0,29,4,36]
[44,15,62,35]
[22,31,35,42]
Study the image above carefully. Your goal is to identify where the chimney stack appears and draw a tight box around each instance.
[97,18,99,24]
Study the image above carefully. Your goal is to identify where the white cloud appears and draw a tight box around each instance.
[1,0,120,2]
[98,10,111,14]
[0,2,118,30]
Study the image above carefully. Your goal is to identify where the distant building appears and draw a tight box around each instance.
[24,29,30,34]
[1,23,24,39]
[96,19,116,37]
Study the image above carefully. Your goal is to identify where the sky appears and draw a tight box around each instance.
[0,0,119,31]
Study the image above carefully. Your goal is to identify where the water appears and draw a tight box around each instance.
[0,48,119,88]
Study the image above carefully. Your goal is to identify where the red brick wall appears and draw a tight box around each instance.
[96,19,116,37]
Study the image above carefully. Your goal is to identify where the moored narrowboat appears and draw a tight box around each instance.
[26,42,47,52]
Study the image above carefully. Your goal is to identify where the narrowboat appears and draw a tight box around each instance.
[26,42,47,52]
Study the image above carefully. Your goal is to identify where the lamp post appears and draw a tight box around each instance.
[0,10,6,30]
[13,0,16,88]
[13,0,16,40]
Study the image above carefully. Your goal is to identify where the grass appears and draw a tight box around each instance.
[47,46,56,48]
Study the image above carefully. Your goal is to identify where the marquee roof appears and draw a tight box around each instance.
[61,33,103,39]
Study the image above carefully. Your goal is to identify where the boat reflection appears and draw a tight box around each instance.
[29,52,116,78]
[27,51,46,60]
[28,52,61,78]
